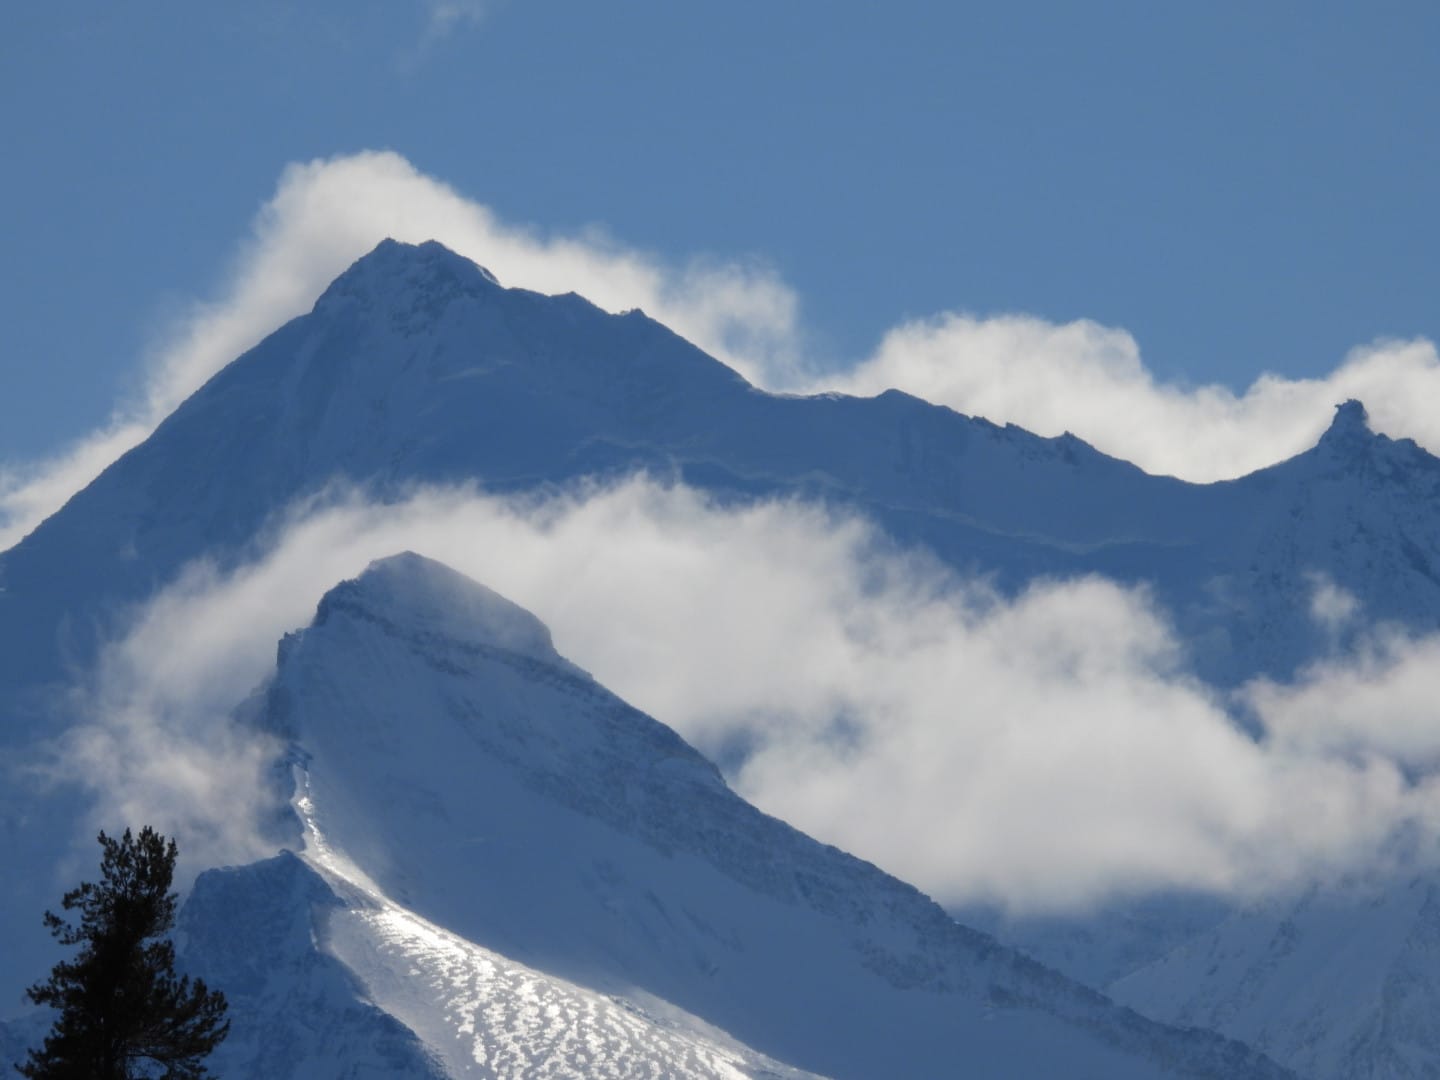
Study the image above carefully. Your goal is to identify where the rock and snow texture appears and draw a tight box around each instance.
[176,851,449,1079]
[179,847,807,1080]
[1110,875,1440,1080]
[321,893,819,1080]
[242,552,1292,1079]
[955,893,1236,992]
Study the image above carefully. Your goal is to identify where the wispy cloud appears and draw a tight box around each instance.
[424,0,490,38]
[398,0,497,69]
[0,421,153,549]
[60,478,1440,913]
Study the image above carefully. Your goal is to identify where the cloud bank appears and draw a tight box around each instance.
[66,478,1440,913]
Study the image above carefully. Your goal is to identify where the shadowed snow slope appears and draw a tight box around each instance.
[236,552,1292,1079]
[1111,873,1440,1080]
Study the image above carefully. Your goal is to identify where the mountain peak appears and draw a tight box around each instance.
[314,552,563,668]
[368,237,500,283]
[314,238,502,319]
[1317,398,1373,453]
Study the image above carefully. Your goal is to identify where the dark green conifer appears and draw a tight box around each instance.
[17,827,229,1079]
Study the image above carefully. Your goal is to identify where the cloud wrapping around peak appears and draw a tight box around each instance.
[62,478,1440,913]
[802,315,1440,482]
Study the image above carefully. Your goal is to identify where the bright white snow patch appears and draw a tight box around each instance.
[294,768,818,1080]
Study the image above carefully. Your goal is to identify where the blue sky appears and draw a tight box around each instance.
[4,1,1439,464]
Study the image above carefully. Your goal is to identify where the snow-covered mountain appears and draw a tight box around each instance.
[177,552,1291,1078]
[5,238,1440,1075]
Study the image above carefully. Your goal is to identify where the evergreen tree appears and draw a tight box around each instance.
[16,827,229,1079]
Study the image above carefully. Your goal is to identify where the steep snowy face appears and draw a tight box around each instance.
[177,849,816,1080]
[261,553,1293,1080]
[175,852,449,1080]
[1111,873,1440,1080]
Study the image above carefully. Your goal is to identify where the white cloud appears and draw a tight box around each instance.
[1308,573,1360,634]
[401,1,497,69]
[425,0,490,36]
[1248,631,1440,769]
[0,420,153,550]
[64,478,1440,913]
[800,314,1440,482]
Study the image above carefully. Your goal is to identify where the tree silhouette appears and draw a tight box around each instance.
[16,827,229,1079]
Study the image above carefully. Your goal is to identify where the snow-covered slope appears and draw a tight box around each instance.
[957,893,1235,991]
[1110,874,1440,1080]
[175,851,450,1079]
[221,552,1291,1079]
[179,848,811,1080]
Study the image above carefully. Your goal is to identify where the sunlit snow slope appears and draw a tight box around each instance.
[212,552,1292,1079]
[180,846,810,1080]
